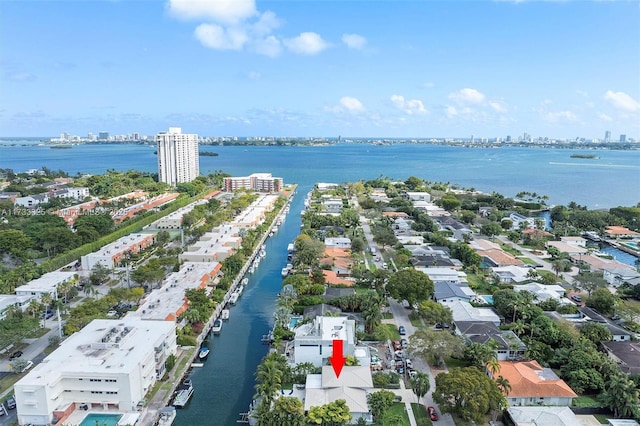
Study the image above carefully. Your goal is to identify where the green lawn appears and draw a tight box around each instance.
[443,357,471,369]
[573,395,603,408]
[411,403,432,425]
[383,312,394,320]
[377,402,411,425]
[379,323,401,341]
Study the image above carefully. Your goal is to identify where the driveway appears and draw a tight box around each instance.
[388,299,456,426]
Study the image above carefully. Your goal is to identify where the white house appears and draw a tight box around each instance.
[0,294,34,320]
[294,316,356,367]
[602,267,640,288]
[441,301,500,325]
[416,267,467,284]
[433,282,475,304]
[405,191,431,202]
[492,265,530,283]
[303,366,373,424]
[514,283,568,304]
[324,237,351,249]
[14,318,177,426]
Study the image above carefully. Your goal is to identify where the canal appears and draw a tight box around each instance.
[174,185,309,426]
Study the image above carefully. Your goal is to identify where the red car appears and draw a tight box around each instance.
[392,340,402,351]
[428,406,439,421]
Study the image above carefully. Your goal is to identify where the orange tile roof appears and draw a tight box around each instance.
[478,249,525,266]
[496,361,577,398]
[324,247,351,258]
[323,270,354,286]
[382,211,409,217]
[605,226,640,236]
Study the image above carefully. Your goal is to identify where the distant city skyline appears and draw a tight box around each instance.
[1,0,639,138]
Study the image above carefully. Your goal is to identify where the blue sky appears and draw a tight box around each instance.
[1,0,639,139]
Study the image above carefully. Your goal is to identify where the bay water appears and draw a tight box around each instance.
[1,141,640,424]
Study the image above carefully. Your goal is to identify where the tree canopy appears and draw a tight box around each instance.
[386,269,434,306]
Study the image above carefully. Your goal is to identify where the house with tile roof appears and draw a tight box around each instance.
[303,366,374,424]
[605,226,640,239]
[494,361,577,406]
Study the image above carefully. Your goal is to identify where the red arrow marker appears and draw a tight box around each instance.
[329,339,346,378]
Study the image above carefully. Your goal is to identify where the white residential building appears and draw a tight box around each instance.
[223,173,283,193]
[324,237,351,249]
[14,318,177,426]
[416,267,467,284]
[156,127,199,186]
[81,233,156,271]
[15,271,77,301]
[441,300,500,325]
[0,294,34,320]
[294,316,356,367]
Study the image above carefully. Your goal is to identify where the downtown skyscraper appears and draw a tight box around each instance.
[156,127,199,186]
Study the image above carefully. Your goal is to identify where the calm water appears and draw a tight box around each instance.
[2,141,640,424]
[1,142,639,209]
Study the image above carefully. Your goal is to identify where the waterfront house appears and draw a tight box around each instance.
[303,366,374,424]
[493,361,578,406]
[294,316,356,367]
[547,241,589,257]
[605,226,640,239]
[508,213,537,230]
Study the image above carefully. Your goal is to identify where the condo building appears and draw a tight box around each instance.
[156,127,199,186]
[223,173,283,193]
[13,318,177,426]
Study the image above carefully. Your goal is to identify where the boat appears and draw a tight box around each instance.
[229,293,239,305]
[198,346,210,360]
[173,379,194,408]
[281,267,290,278]
[272,226,278,233]
[212,319,223,334]
[248,266,255,274]
[241,277,249,286]
[235,285,244,297]
[157,406,176,426]
[259,249,266,258]
[221,309,230,320]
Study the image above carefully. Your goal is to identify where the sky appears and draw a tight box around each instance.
[1,0,639,139]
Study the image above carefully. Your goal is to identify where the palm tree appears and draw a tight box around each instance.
[255,358,283,407]
[410,372,430,404]
[495,375,512,396]
[486,358,501,377]
[40,292,53,328]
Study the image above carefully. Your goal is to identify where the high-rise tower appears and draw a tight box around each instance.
[156,127,199,186]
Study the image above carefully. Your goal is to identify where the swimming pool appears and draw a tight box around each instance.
[79,413,123,426]
[481,295,494,304]
[289,316,302,330]
[623,241,639,250]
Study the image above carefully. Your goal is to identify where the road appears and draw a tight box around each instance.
[387,299,456,426]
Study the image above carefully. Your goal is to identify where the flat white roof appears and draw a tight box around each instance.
[86,233,154,257]
[16,271,76,293]
[129,262,220,320]
[17,318,175,385]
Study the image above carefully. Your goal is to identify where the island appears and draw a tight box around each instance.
[570,154,598,159]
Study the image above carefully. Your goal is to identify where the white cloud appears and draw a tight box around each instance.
[598,113,613,122]
[390,95,428,115]
[340,97,364,112]
[168,0,257,24]
[253,35,282,57]
[326,97,365,114]
[448,88,485,105]
[252,10,281,36]
[194,24,248,51]
[284,32,329,55]
[445,105,458,118]
[489,101,508,113]
[342,34,367,50]
[603,90,640,112]
[543,110,579,123]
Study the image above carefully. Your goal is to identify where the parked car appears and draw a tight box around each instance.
[428,406,439,421]
[398,325,407,335]
[392,340,402,351]
[5,396,16,410]
[571,294,582,303]
[400,338,408,349]
[40,309,54,319]
[405,358,413,369]
[9,350,23,360]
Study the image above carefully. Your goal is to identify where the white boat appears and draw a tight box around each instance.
[173,379,194,408]
[221,309,230,320]
[272,226,278,233]
[281,267,290,278]
[248,266,255,274]
[229,293,239,305]
[198,347,210,360]
[212,319,222,334]
[157,406,176,426]
[241,277,249,286]
[235,286,244,296]
[259,249,266,258]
